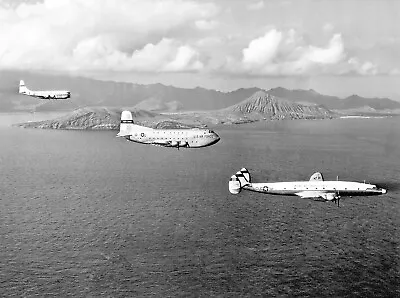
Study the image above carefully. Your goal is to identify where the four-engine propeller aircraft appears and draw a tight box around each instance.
[19,80,71,100]
[229,168,387,206]
[117,110,220,149]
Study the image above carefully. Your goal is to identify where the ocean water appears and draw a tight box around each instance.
[0,115,399,297]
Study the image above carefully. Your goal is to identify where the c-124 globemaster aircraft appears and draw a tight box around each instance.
[19,80,71,100]
[117,110,220,149]
[229,168,387,206]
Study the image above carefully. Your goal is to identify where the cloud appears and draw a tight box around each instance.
[71,37,203,72]
[305,34,344,64]
[223,29,383,76]
[242,29,282,66]
[348,58,378,75]
[246,1,264,11]
[195,19,218,30]
[0,0,217,72]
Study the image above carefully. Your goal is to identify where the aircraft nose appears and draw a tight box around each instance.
[381,188,387,194]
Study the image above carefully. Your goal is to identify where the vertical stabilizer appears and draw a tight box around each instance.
[19,80,28,94]
[229,168,251,194]
[117,110,149,137]
[229,175,242,194]
[310,172,324,181]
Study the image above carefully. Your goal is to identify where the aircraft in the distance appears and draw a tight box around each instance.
[19,80,71,100]
[229,168,387,206]
[117,110,220,149]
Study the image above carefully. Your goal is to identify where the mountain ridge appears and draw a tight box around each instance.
[2,70,400,114]
[15,90,336,129]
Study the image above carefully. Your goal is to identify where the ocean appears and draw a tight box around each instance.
[0,114,399,297]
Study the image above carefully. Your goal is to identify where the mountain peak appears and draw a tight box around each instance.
[226,90,333,119]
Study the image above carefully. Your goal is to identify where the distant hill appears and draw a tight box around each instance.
[224,91,333,119]
[14,107,204,129]
[134,98,183,112]
[266,87,400,111]
[0,70,257,112]
[15,91,336,130]
[2,70,400,114]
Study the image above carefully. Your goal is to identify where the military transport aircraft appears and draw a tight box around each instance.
[19,80,71,100]
[117,110,220,149]
[229,168,387,206]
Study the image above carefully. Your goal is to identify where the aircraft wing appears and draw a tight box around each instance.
[295,191,337,201]
[151,140,179,147]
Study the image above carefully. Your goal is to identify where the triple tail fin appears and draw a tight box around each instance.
[229,168,251,194]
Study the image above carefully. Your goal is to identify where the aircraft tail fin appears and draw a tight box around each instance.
[19,80,28,94]
[310,172,324,181]
[117,110,148,137]
[229,168,251,194]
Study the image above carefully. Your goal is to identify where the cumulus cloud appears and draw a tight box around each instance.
[71,37,203,72]
[246,1,265,11]
[195,19,218,30]
[348,58,378,75]
[224,28,380,76]
[242,29,282,66]
[305,34,344,64]
[0,0,217,72]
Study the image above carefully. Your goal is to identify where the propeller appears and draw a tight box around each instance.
[333,190,341,207]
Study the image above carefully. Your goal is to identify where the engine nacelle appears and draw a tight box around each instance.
[179,140,188,147]
[169,141,179,147]
[322,193,338,201]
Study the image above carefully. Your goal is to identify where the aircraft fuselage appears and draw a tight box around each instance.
[21,90,71,100]
[124,128,220,148]
[246,181,386,197]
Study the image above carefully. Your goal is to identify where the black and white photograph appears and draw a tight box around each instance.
[0,0,399,296]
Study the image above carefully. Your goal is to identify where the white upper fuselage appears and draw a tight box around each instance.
[122,127,220,148]
[20,89,71,100]
[246,181,386,197]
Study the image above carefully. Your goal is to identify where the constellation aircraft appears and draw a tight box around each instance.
[19,80,71,100]
[117,110,220,149]
[229,168,387,206]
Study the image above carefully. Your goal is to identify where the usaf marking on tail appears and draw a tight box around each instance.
[19,80,71,100]
[229,168,387,206]
[117,110,220,149]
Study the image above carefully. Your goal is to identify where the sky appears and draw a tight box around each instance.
[0,0,400,98]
